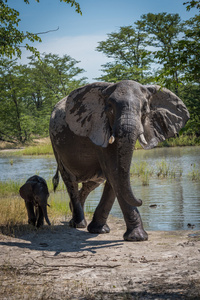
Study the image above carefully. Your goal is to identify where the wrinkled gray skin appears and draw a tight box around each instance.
[49,80,189,241]
[19,175,51,228]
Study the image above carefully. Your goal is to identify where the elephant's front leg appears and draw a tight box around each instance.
[25,201,36,226]
[35,206,44,228]
[118,199,148,241]
[88,181,116,234]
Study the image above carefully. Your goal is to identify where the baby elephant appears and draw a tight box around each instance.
[19,175,51,228]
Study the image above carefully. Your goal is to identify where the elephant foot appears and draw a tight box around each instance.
[87,221,110,234]
[69,218,87,228]
[124,227,148,242]
[28,219,36,226]
[36,220,44,228]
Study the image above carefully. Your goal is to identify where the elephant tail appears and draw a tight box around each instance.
[52,167,59,192]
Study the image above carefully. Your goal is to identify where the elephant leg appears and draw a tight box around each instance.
[58,162,86,228]
[88,181,116,234]
[36,206,44,228]
[117,199,148,241]
[67,182,87,228]
[79,181,100,208]
[25,201,36,226]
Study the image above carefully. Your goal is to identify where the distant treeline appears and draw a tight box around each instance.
[0,12,199,144]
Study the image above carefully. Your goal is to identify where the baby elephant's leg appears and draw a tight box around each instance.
[25,201,36,226]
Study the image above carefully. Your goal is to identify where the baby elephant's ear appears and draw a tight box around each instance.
[65,83,112,148]
[19,183,33,200]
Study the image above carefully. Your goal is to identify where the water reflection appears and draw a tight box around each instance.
[0,146,200,231]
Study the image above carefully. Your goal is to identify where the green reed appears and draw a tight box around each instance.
[131,159,183,184]
[131,161,153,186]
[188,164,200,181]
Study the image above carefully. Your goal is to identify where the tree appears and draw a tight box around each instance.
[178,15,200,136]
[0,59,35,142]
[178,15,200,84]
[0,0,81,59]
[183,0,200,11]
[0,53,87,143]
[96,25,152,83]
[139,13,183,94]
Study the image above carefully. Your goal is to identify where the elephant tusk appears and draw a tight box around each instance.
[109,135,115,144]
[139,133,148,145]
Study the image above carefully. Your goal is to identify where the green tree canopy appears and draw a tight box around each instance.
[0,54,87,143]
[96,12,200,136]
[96,24,152,83]
[0,0,81,59]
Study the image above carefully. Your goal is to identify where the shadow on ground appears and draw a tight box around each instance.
[0,222,124,254]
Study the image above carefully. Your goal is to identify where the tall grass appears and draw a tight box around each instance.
[18,143,53,156]
[131,159,184,184]
[0,197,27,228]
[0,180,23,196]
[156,160,177,178]
[188,164,200,181]
[131,161,153,186]
[0,194,71,234]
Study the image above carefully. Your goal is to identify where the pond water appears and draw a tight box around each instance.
[0,146,200,231]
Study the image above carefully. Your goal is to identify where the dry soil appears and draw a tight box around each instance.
[0,217,200,299]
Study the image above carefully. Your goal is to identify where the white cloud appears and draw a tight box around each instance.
[35,35,111,82]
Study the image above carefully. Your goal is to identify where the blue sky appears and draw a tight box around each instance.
[8,0,198,82]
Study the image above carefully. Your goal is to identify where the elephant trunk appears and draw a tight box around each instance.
[107,114,142,207]
[41,205,51,225]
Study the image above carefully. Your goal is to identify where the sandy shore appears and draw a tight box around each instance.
[0,217,200,299]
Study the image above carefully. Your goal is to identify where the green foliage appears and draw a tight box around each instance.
[161,134,200,147]
[96,11,200,137]
[0,54,87,143]
[0,0,41,59]
[183,0,200,11]
[0,0,81,59]
[96,25,152,83]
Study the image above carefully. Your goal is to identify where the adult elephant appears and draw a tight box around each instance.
[49,80,189,241]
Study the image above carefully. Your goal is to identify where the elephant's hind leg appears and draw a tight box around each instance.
[79,181,100,208]
[58,164,86,228]
[67,182,87,228]
[88,181,116,234]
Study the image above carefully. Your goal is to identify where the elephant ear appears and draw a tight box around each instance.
[19,183,33,201]
[139,85,190,150]
[65,83,113,147]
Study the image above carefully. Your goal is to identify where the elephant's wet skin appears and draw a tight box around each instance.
[49,80,190,241]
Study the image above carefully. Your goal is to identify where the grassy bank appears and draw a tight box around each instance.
[1,135,200,156]
[0,191,72,235]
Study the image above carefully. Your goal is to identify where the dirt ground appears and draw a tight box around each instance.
[0,217,200,300]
